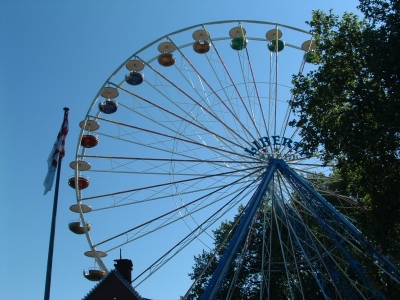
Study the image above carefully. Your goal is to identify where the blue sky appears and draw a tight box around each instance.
[1,1,361,299]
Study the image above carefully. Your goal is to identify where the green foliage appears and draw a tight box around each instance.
[290,1,400,259]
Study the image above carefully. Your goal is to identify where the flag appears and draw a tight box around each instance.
[43,110,69,195]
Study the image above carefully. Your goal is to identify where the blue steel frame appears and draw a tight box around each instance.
[201,160,277,300]
[201,159,400,299]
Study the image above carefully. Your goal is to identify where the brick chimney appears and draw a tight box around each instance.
[114,258,133,283]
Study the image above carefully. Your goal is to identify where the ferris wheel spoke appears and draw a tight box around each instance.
[138,75,238,147]
[107,176,264,290]
[90,130,258,169]
[82,154,253,165]
[274,174,307,298]
[119,93,247,152]
[119,175,262,287]
[308,181,363,208]
[280,171,387,298]
[89,179,258,214]
[101,100,240,156]
[303,216,377,298]
[171,42,260,146]
[95,121,235,164]
[290,163,336,168]
[203,44,247,140]
[111,83,251,152]
[121,176,259,250]
[138,55,260,146]
[284,205,344,299]
[277,171,358,299]
[82,150,240,175]
[106,178,258,258]
[104,169,260,262]
[202,36,246,121]
[82,165,262,201]
[273,29,281,138]
[209,36,263,142]
[269,51,277,136]
[91,115,259,161]
[271,203,296,298]
[169,59,250,151]
[279,55,307,139]
[236,50,259,140]
[245,47,271,146]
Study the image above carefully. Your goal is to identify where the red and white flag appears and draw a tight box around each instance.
[43,111,69,195]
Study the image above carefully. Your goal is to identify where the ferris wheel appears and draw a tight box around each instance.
[68,20,400,299]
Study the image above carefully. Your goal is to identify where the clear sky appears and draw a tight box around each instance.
[1,1,361,299]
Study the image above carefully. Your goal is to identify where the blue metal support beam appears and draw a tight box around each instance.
[277,159,400,285]
[201,161,277,300]
[199,159,400,299]
[273,196,340,299]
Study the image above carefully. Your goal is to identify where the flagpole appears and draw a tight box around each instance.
[44,107,69,300]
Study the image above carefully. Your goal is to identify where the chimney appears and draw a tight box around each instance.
[114,258,133,283]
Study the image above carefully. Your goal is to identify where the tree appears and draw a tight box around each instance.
[290,1,400,260]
